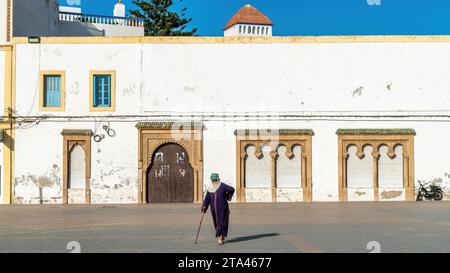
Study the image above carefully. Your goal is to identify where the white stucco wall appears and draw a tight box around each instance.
[12,41,450,203]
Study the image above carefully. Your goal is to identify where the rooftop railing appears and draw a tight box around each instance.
[59,11,145,28]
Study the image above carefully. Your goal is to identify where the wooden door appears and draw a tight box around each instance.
[147,143,194,203]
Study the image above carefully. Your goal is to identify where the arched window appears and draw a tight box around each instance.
[239,25,242,33]
[69,144,86,190]
[245,145,271,189]
[378,145,404,188]
[266,27,269,35]
[248,26,251,34]
[257,27,260,35]
[236,131,313,203]
[337,129,415,201]
[347,145,373,189]
[277,145,302,188]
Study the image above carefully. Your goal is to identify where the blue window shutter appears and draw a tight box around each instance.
[54,78,61,107]
[44,75,61,107]
[45,76,51,107]
[93,75,112,108]
[107,75,111,107]
[93,76,98,107]
[101,76,106,106]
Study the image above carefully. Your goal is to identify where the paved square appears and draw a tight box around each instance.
[0,202,449,253]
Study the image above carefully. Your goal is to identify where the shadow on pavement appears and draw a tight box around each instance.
[227,233,280,244]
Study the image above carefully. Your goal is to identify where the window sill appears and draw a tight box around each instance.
[39,107,65,112]
[89,107,116,112]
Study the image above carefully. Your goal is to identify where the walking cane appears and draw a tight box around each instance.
[194,212,205,244]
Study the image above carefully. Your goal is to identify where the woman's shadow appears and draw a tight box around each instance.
[227,233,280,244]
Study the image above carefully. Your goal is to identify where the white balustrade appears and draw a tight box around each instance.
[59,12,144,28]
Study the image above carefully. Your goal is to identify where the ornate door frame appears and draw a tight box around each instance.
[137,122,204,204]
[61,129,92,204]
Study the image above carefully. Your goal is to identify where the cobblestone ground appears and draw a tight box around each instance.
[0,202,449,253]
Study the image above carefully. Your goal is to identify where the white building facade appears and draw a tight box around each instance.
[2,3,450,205]
[0,36,448,205]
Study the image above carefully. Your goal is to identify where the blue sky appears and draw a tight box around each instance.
[59,0,450,36]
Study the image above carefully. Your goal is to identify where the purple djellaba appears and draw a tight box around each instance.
[201,173,235,245]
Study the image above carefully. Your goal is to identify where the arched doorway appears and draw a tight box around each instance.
[147,143,194,203]
[68,144,86,204]
[61,129,92,204]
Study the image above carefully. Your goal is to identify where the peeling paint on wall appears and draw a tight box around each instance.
[246,189,271,203]
[90,173,138,204]
[348,188,375,201]
[14,164,62,204]
[276,189,303,202]
[184,86,197,92]
[380,190,403,199]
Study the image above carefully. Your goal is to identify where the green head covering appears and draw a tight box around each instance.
[210,173,220,181]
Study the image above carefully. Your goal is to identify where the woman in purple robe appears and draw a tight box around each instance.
[201,173,235,245]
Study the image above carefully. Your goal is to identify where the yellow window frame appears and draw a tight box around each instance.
[89,71,116,112]
[39,71,66,112]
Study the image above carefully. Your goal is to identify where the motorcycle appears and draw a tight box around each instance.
[416,180,444,201]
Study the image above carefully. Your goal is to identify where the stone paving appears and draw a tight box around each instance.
[0,202,449,253]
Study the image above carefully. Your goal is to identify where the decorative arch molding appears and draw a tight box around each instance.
[337,129,415,201]
[61,129,93,204]
[345,142,401,160]
[148,139,194,167]
[236,129,313,203]
[136,122,204,204]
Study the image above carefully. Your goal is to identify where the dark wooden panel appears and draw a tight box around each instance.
[147,143,194,203]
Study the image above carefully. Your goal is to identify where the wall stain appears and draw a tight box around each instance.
[123,84,136,95]
[184,86,197,92]
[352,86,364,97]
[443,192,450,200]
[386,82,392,90]
[381,190,403,199]
[13,164,62,204]
[355,191,366,196]
[105,49,122,61]
[69,81,80,95]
